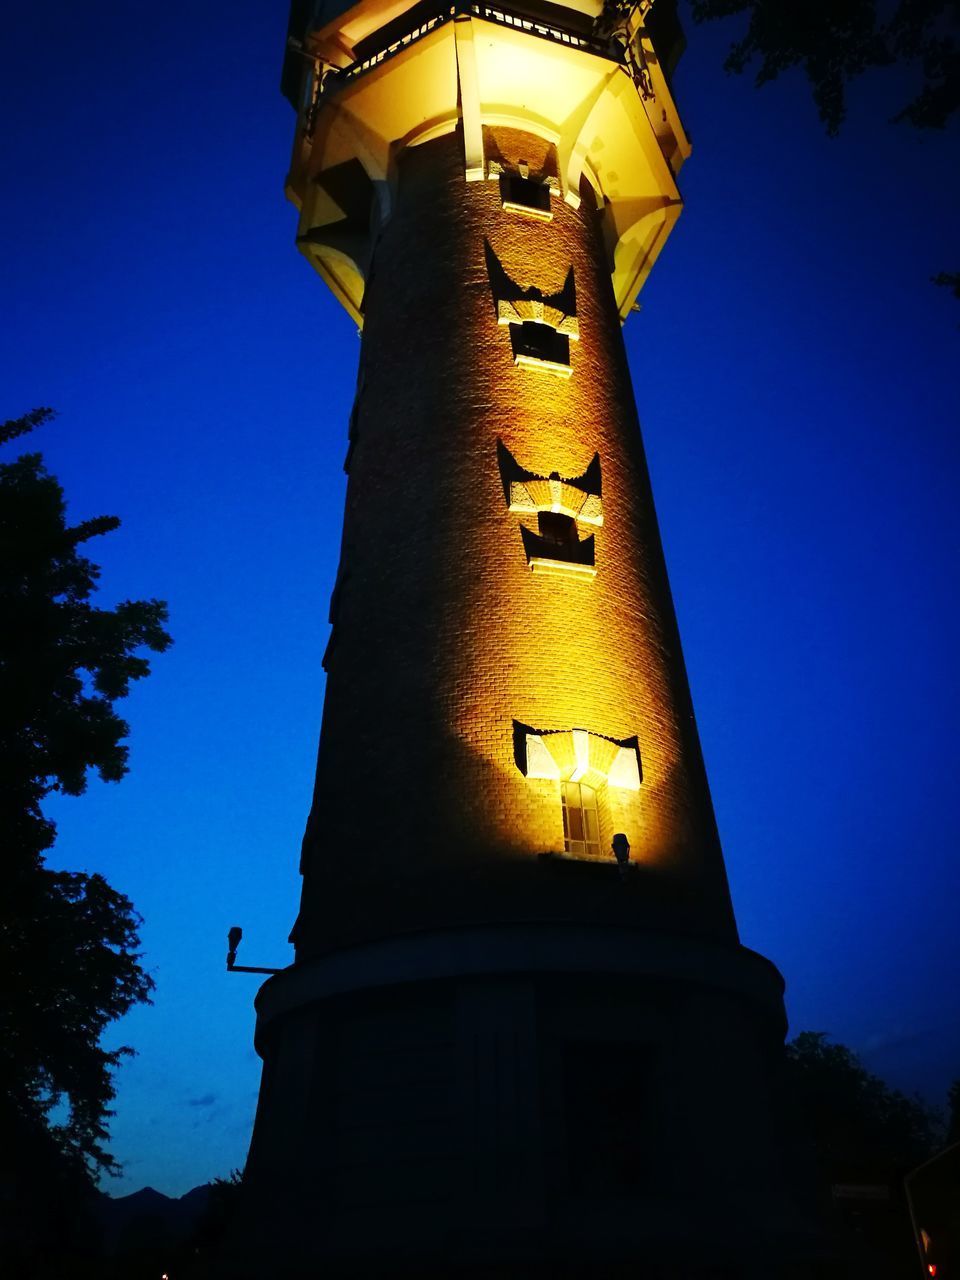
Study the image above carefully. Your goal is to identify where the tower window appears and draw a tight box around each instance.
[520,521,596,578]
[499,171,553,221]
[510,321,571,375]
[561,781,600,857]
[537,511,578,548]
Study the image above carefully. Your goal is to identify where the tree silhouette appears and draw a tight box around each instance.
[785,1031,938,1180]
[1,408,171,870]
[947,1077,960,1147]
[688,0,959,135]
[680,0,959,301]
[0,408,170,1266]
[933,270,960,301]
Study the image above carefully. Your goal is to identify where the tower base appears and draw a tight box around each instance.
[232,926,821,1277]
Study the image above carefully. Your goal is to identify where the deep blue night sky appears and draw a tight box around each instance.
[2,2,958,1196]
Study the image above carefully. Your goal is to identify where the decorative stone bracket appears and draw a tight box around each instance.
[510,476,602,525]
[514,722,642,791]
[496,297,578,341]
[498,442,602,578]
[498,441,602,526]
[485,245,579,376]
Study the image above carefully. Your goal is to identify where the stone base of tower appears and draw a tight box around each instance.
[228,926,823,1278]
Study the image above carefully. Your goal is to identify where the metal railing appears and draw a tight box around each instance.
[467,3,618,58]
[306,1,627,130]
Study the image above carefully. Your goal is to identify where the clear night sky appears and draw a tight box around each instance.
[2,2,958,1197]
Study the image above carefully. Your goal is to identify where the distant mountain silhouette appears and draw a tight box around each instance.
[95,1183,211,1255]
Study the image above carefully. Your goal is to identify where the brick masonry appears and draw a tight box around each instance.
[294,127,738,955]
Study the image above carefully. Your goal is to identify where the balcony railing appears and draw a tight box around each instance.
[307,1,627,130]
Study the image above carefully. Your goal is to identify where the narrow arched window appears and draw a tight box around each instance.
[561,781,600,857]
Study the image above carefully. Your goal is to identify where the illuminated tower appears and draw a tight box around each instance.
[240,1,811,1273]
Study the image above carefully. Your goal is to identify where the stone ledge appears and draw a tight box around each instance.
[254,923,787,1044]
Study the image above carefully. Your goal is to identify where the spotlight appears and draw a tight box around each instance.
[227,925,243,969]
[611,833,631,879]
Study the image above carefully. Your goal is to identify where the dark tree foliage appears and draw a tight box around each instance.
[2,870,154,1177]
[785,1031,939,1181]
[933,269,960,298]
[947,1078,960,1146]
[675,1,959,305]
[688,0,960,135]
[192,1170,246,1254]
[1,408,171,867]
[1,409,170,1265]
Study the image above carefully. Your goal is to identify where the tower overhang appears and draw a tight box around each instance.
[285,1,689,324]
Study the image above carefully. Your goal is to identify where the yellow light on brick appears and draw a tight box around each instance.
[514,353,574,379]
[521,728,642,791]
[501,198,554,222]
[528,555,596,577]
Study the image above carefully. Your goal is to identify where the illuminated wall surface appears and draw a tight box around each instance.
[285,0,739,953]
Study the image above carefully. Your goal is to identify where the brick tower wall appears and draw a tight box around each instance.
[294,127,737,955]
